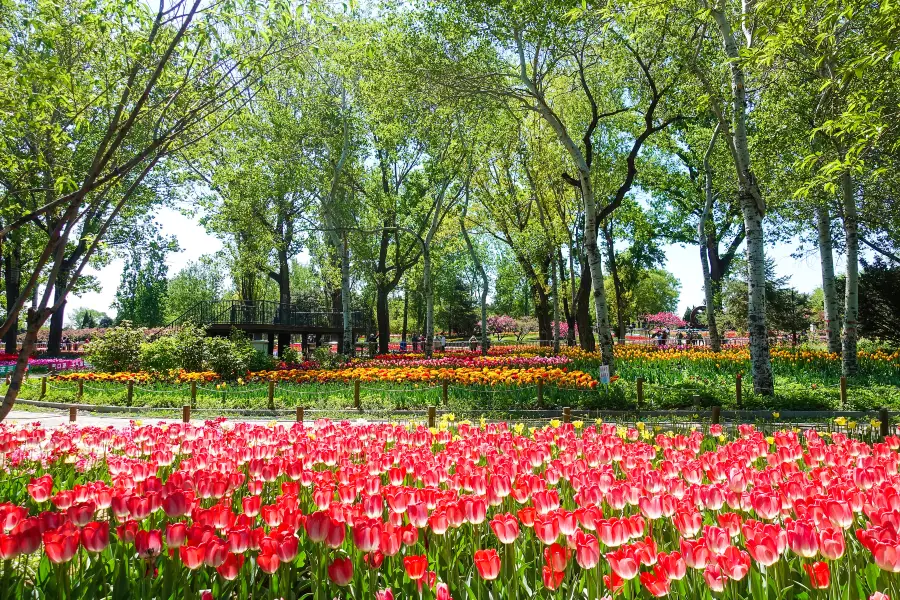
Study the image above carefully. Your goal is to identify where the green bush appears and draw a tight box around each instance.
[84,323,145,372]
[139,336,180,372]
[173,324,208,372]
[279,345,301,365]
[205,336,250,380]
[313,347,347,369]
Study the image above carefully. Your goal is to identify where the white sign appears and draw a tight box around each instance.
[598,365,610,385]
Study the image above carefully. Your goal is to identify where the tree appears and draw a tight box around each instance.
[68,308,109,330]
[857,259,900,345]
[114,239,172,328]
[0,0,290,420]
[165,255,227,322]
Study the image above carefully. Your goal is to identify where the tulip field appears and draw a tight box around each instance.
[2,417,900,599]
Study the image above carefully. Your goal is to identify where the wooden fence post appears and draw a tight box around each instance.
[537,377,544,408]
[840,376,847,408]
[442,380,448,405]
[190,381,197,408]
[428,406,436,428]
[126,381,134,405]
[182,405,191,423]
[69,406,77,423]
[563,407,571,424]
[636,378,644,409]
[296,407,304,423]
[40,377,46,399]
[735,374,742,409]
[354,380,361,410]
[711,406,721,425]
[268,381,275,410]
[880,408,889,438]
[78,380,84,399]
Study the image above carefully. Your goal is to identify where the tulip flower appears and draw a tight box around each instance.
[640,564,671,597]
[80,521,110,553]
[657,551,686,580]
[544,543,569,572]
[542,565,565,591]
[804,561,830,589]
[716,546,751,581]
[704,565,727,592]
[217,553,244,580]
[575,531,601,569]
[490,513,520,544]
[328,557,353,586]
[474,549,501,580]
[43,528,80,564]
[606,546,640,580]
[134,529,162,559]
[819,529,845,560]
[403,554,428,580]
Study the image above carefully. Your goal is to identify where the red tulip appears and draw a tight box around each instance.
[353,520,381,552]
[135,529,162,559]
[364,551,385,569]
[819,528,845,560]
[704,564,726,592]
[873,542,900,572]
[80,521,109,553]
[67,501,96,527]
[716,546,751,581]
[304,511,332,543]
[574,531,600,569]
[27,475,53,503]
[403,554,428,580]
[43,528,80,564]
[787,520,819,558]
[657,551,686,580]
[604,571,625,595]
[376,590,394,600]
[242,495,261,518]
[804,561,830,589]
[474,549,501,580]
[162,492,188,518]
[204,537,229,567]
[606,546,640,580]
[256,551,280,574]
[489,513,519,544]
[640,564,671,597]
[328,556,353,586]
[542,565,565,590]
[544,542,569,572]
[534,514,560,544]
[217,552,244,580]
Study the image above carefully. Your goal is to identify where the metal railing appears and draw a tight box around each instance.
[168,300,366,330]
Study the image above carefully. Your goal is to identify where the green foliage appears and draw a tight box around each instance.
[139,336,180,373]
[279,345,301,365]
[68,308,109,329]
[84,323,145,373]
[312,347,347,369]
[165,255,226,322]
[114,239,172,327]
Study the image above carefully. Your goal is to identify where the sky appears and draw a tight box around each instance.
[64,206,841,325]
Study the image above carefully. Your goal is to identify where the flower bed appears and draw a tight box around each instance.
[359,355,571,369]
[0,419,897,599]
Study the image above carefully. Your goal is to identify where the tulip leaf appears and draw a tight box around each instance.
[865,563,880,592]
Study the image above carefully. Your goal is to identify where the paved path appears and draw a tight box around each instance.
[3,410,292,428]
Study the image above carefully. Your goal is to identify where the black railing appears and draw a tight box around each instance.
[168,301,365,330]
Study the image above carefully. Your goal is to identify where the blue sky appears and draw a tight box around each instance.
[65,206,837,324]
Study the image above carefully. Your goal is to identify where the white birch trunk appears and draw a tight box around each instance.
[816,205,841,355]
[700,125,722,352]
[711,8,774,394]
[552,258,560,354]
[840,172,859,375]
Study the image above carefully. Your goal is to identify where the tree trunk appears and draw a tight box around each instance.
[0,308,47,421]
[277,252,291,355]
[563,252,576,347]
[741,189,774,394]
[533,285,552,346]
[552,257,560,354]
[340,235,353,357]
[602,222,626,344]
[3,234,21,354]
[423,246,434,358]
[576,261,596,351]
[401,287,409,344]
[840,171,859,375]
[816,205,841,355]
[700,124,722,352]
[376,285,391,355]
[461,204,489,355]
[47,269,70,356]
[711,6,773,395]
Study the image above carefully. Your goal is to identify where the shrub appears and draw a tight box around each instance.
[173,324,208,372]
[205,336,250,380]
[84,323,145,372]
[279,345,301,365]
[139,336,180,372]
[313,347,347,369]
